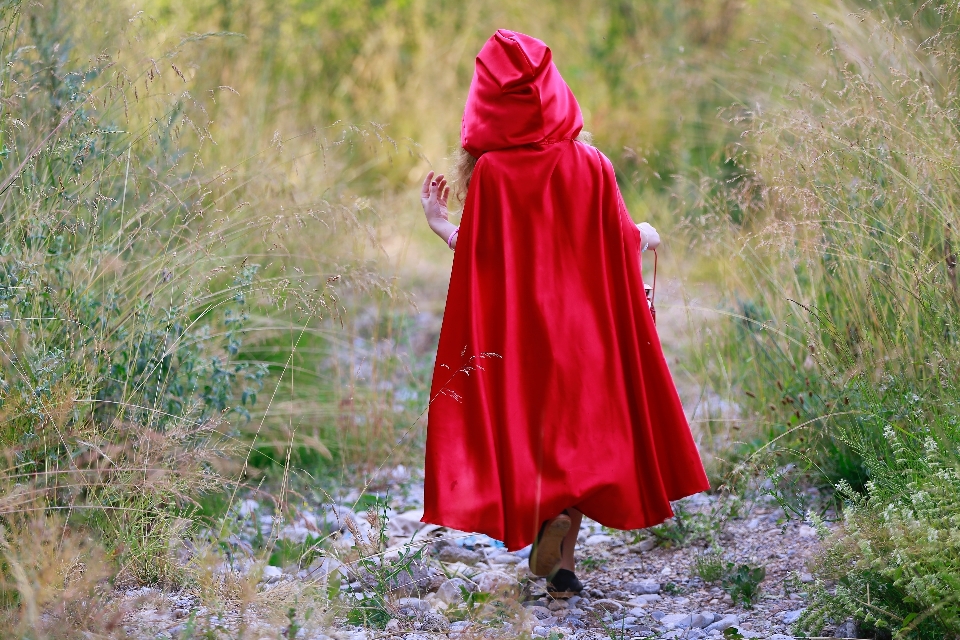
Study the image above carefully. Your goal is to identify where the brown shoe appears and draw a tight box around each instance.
[529,513,571,577]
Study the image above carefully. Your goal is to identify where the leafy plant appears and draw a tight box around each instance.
[722,563,765,607]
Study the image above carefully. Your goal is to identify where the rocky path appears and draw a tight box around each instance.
[120,472,828,640]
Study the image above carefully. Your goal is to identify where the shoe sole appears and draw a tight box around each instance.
[529,514,571,577]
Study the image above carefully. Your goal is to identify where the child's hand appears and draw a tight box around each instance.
[421,171,451,232]
[637,222,660,251]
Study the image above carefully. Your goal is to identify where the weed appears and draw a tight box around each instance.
[579,554,608,571]
[694,548,726,583]
[722,563,765,607]
[340,497,426,628]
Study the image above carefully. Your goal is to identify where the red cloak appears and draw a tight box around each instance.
[422,29,709,551]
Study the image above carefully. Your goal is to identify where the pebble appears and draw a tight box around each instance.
[384,619,400,632]
[438,546,482,565]
[782,608,805,624]
[490,553,522,564]
[527,606,554,620]
[584,534,614,546]
[397,597,431,611]
[475,570,514,593]
[704,615,739,632]
[260,565,283,584]
[436,578,470,604]
[632,537,658,552]
[799,572,814,582]
[592,599,623,612]
[630,593,662,604]
[624,578,661,594]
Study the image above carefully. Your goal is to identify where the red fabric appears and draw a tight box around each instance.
[423,29,709,551]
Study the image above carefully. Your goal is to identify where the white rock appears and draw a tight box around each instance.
[490,553,522,565]
[630,593,662,604]
[782,609,805,624]
[475,571,514,593]
[704,615,739,632]
[397,597,431,611]
[799,572,814,583]
[769,635,795,640]
[261,565,283,584]
[584,534,614,546]
[661,613,692,627]
[384,619,400,632]
[436,578,470,604]
[625,579,661,594]
[634,538,658,552]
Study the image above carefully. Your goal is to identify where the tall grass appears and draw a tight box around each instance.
[696,2,960,636]
[0,0,387,632]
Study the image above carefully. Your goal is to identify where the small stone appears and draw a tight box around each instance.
[420,612,450,632]
[630,593,662,604]
[547,599,567,611]
[438,546,482,566]
[515,545,532,559]
[651,610,667,621]
[769,635,794,640]
[722,592,734,604]
[625,579,661,594]
[835,619,858,638]
[704,615,739,632]
[566,595,581,606]
[593,599,623,612]
[584,534,614,546]
[490,553,522,565]
[629,606,646,616]
[384,619,400,632]
[397,597,430,611]
[436,578,470,604]
[475,570,514,593]
[782,609,804,624]
[261,565,283,584]
[527,606,554,620]
[661,613,692,627]
[632,538,658,552]
[799,572,814,583]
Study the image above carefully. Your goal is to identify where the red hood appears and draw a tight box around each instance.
[460,29,583,157]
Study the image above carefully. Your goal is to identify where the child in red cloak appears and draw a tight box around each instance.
[419,29,709,597]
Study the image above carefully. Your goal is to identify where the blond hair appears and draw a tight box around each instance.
[450,131,593,203]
